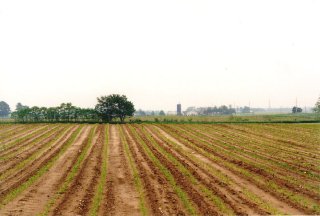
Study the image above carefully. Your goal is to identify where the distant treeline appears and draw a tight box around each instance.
[11,103,99,122]
[184,105,237,116]
[10,94,135,123]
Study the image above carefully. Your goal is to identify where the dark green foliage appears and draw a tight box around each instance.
[11,103,98,122]
[95,94,135,123]
[198,106,236,115]
[16,102,29,111]
[9,94,135,123]
[159,110,166,116]
[292,106,303,113]
[0,101,11,117]
[313,97,320,114]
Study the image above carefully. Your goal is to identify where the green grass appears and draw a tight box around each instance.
[1,113,319,124]
[129,113,320,124]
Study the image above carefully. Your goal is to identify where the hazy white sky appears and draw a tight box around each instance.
[0,0,319,111]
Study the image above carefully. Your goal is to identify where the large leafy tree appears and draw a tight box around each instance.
[0,101,11,117]
[95,94,135,122]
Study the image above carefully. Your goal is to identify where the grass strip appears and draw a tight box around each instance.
[39,125,96,216]
[118,125,149,216]
[0,125,83,208]
[89,125,109,216]
[127,125,197,215]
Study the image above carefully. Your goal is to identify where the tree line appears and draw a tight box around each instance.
[1,96,320,121]
[185,105,237,115]
[1,94,135,123]
[11,103,99,122]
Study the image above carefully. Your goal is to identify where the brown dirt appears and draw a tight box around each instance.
[0,125,61,161]
[0,125,33,142]
[155,125,305,215]
[100,125,141,216]
[0,125,52,156]
[145,125,264,215]
[0,125,25,139]
[0,126,91,216]
[0,123,317,215]
[133,125,221,215]
[0,126,67,175]
[216,124,319,160]
[0,125,46,147]
[122,125,188,216]
[177,124,320,198]
[170,124,320,206]
[210,124,319,165]
[52,125,103,216]
[0,126,78,195]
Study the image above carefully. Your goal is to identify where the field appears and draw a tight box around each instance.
[131,113,320,123]
[0,123,319,215]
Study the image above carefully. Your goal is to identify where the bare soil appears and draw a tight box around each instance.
[0,126,90,216]
[100,125,141,216]
[0,123,318,215]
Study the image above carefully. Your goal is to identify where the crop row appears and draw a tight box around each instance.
[0,123,318,215]
[154,124,319,214]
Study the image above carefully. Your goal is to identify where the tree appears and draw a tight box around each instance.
[241,106,251,113]
[16,102,29,111]
[0,101,11,117]
[159,110,166,116]
[58,103,76,122]
[135,109,146,116]
[292,106,302,113]
[313,97,320,113]
[95,94,135,123]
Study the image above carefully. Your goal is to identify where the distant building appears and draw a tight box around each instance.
[184,110,198,116]
[177,104,182,116]
[167,111,177,115]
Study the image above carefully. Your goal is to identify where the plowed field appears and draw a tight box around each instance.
[0,123,319,215]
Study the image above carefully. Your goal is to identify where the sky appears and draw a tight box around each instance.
[0,0,319,111]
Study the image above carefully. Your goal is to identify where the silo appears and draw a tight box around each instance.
[177,104,182,116]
